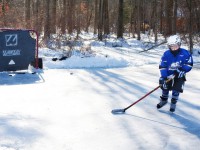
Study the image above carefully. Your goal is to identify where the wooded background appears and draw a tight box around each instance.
[0,0,199,52]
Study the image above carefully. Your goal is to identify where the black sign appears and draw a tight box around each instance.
[0,29,37,71]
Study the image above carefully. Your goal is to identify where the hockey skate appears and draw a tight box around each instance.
[169,98,177,112]
[157,96,168,109]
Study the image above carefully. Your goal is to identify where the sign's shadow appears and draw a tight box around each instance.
[0,71,45,85]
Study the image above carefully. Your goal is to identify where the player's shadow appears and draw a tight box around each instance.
[158,110,200,139]
[124,110,200,139]
[124,112,184,129]
[0,71,45,85]
[170,113,200,139]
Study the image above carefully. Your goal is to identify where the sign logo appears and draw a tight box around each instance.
[9,59,15,65]
[5,34,18,46]
[2,50,21,56]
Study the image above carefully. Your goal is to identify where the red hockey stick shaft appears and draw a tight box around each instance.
[124,85,160,111]
[124,76,174,111]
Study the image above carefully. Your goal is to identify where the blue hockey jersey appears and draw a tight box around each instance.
[159,48,193,78]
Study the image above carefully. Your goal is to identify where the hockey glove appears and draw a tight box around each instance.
[159,77,168,90]
[175,69,185,78]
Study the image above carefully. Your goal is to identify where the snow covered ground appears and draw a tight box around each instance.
[0,33,200,150]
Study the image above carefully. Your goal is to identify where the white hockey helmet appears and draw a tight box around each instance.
[167,35,181,46]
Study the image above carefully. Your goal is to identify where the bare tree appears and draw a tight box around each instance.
[159,0,164,34]
[44,0,50,41]
[61,0,67,34]
[94,0,98,34]
[0,0,199,49]
[67,0,75,34]
[186,0,194,53]
[117,0,124,38]
[154,0,158,42]
[172,0,177,34]
[165,0,173,36]
[130,0,137,38]
[193,0,200,32]
[98,0,103,40]
[50,0,57,33]
[1,0,6,27]
[25,0,31,28]
[76,0,81,36]
[32,0,40,32]
[136,0,141,40]
[103,0,109,35]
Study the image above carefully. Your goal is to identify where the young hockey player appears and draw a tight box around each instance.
[157,35,193,112]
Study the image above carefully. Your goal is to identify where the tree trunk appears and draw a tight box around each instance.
[117,0,124,39]
[94,0,98,34]
[172,0,177,34]
[33,0,40,32]
[136,0,141,40]
[98,0,103,40]
[44,0,50,41]
[25,0,31,28]
[193,0,200,32]
[76,0,81,37]
[186,0,193,53]
[61,0,67,34]
[103,0,110,35]
[131,0,137,38]
[165,0,173,36]
[67,0,74,34]
[154,0,158,43]
[2,0,7,27]
[50,0,57,33]
[159,0,164,34]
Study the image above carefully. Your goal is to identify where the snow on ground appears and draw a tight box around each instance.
[0,33,200,150]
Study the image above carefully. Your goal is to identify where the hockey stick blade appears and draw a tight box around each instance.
[111,109,125,114]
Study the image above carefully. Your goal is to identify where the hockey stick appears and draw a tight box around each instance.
[111,76,174,114]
